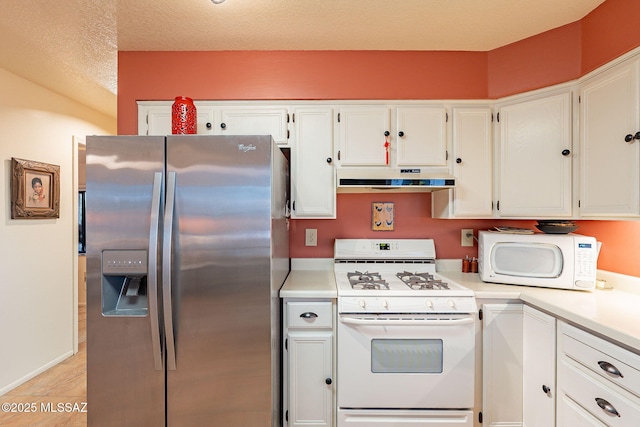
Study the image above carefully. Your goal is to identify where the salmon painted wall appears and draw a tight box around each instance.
[117,0,640,277]
[117,50,488,134]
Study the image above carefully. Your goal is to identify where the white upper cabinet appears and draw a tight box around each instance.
[337,106,391,166]
[290,107,336,218]
[579,58,640,217]
[336,105,448,168]
[395,106,447,166]
[138,102,290,145]
[218,106,290,145]
[433,106,493,218]
[495,90,573,218]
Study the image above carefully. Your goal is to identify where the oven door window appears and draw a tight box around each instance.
[371,339,443,373]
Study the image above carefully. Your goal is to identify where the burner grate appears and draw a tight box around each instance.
[396,271,451,290]
[347,271,389,290]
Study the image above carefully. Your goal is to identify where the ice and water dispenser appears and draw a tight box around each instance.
[101,250,149,316]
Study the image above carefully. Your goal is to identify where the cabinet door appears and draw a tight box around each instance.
[396,106,447,166]
[291,107,336,218]
[434,107,493,218]
[523,305,556,427]
[139,105,214,136]
[219,107,290,145]
[579,59,640,217]
[496,92,572,217]
[288,331,333,427]
[482,303,523,427]
[338,106,391,166]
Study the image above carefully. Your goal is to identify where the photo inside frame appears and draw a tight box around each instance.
[25,171,52,209]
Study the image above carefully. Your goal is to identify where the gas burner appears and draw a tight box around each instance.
[396,271,451,290]
[347,271,389,290]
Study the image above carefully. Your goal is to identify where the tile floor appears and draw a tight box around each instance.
[0,306,87,426]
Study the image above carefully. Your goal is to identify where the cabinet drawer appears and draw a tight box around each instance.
[559,358,640,426]
[287,302,333,329]
[558,393,607,427]
[560,322,640,397]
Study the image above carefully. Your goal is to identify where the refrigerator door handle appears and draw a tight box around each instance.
[148,172,163,371]
[163,171,177,371]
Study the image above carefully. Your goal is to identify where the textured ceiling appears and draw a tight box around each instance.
[0,0,607,119]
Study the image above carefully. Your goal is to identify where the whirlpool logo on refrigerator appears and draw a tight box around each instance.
[237,144,257,152]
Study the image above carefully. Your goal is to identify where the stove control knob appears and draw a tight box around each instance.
[381,299,389,309]
[425,299,434,309]
[447,299,457,309]
[359,299,366,309]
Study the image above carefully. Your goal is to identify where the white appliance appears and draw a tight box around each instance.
[478,231,598,290]
[334,239,477,427]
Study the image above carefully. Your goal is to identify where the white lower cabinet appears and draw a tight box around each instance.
[481,303,524,427]
[284,300,335,427]
[523,305,556,427]
[557,321,640,427]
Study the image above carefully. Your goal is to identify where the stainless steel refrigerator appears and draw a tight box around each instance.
[85,135,289,426]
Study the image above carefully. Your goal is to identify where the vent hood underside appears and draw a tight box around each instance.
[337,168,455,193]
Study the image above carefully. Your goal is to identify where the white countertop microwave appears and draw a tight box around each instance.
[478,231,598,291]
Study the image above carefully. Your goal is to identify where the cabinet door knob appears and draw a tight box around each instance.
[206,122,212,129]
[299,312,318,319]
[326,157,333,164]
[625,133,636,142]
[325,378,332,385]
[384,131,390,137]
[598,360,624,378]
[456,158,462,164]
[220,122,226,129]
[635,131,640,140]
[561,149,571,156]
[595,397,621,417]
[398,131,405,137]
[542,384,551,394]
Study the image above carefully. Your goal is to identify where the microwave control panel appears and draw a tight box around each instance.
[575,240,596,282]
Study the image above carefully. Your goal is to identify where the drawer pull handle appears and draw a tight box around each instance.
[300,312,318,319]
[598,361,624,378]
[595,398,621,417]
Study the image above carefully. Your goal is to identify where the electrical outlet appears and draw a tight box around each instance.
[461,229,474,247]
[305,229,318,246]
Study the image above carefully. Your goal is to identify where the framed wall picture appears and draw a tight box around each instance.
[11,157,60,219]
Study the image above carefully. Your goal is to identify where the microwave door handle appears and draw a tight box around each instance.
[163,172,177,371]
[148,172,163,371]
[339,317,475,326]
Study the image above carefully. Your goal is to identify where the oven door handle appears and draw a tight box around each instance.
[340,316,474,326]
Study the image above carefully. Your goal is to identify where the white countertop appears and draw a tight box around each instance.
[280,270,337,299]
[280,260,640,353]
[437,271,640,352]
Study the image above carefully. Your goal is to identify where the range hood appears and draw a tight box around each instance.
[337,168,455,193]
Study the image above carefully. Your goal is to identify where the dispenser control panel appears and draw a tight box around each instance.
[102,250,147,275]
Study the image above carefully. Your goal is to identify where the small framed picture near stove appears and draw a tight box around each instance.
[372,202,394,231]
[11,157,60,219]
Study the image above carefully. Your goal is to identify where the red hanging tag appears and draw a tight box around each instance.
[384,137,390,165]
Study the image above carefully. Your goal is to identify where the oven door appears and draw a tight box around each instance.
[337,314,475,409]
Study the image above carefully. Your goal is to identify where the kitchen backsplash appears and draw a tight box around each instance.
[289,193,640,278]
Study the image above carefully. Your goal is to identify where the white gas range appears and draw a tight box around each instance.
[334,239,477,427]
[334,238,477,313]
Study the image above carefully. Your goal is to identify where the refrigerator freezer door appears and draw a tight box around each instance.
[165,135,280,426]
[86,136,165,426]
